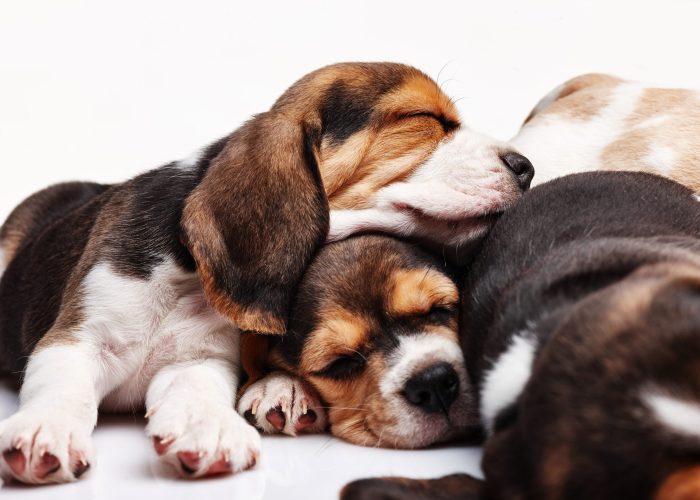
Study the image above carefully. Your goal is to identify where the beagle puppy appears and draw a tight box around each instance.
[343,171,700,500]
[0,62,531,484]
[239,234,477,446]
[511,74,700,191]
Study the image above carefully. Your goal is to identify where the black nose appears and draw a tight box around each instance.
[403,362,459,414]
[501,151,534,190]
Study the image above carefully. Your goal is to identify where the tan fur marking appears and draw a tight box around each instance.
[313,353,397,447]
[655,465,700,500]
[531,73,623,123]
[321,71,459,210]
[34,194,127,349]
[388,269,458,317]
[300,310,370,374]
[238,333,273,394]
[377,73,459,124]
[601,88,700,191]
[541,444,572,500]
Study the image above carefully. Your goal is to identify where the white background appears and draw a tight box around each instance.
[1,0,700,498]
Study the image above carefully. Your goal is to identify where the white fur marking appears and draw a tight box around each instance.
[0,257,260,482]
[644,143,677,175]
[327,126,521,251]
[512,83,646,185]
[480,334,537,432]
[176,147,203,171]
[644,391,700,438]
[375,333,472,447]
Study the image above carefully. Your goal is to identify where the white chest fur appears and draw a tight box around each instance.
[75,259,238,411]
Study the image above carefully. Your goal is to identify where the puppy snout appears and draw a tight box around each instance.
[403,362,459,414]
[501,151,534,190]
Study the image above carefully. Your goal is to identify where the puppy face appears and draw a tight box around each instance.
[290,63,533,260]
[273,236,479,448]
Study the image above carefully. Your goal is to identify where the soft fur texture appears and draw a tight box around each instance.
[0,62,531,484]
[238,235,478,448]
[512,74,700,192]
[344,172,700,499]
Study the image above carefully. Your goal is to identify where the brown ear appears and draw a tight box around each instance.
[182,112,328,334]
[341,474,486,500]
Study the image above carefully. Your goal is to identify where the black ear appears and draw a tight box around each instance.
[341,474,486,500]
[182,112,328,334]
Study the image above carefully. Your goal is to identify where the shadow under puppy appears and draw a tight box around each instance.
[0,62,531,484]
[343,171,700,500]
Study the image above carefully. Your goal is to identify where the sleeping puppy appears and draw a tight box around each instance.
[0,62,531,484]
[238,235,478,447]
[343,171,700,499]
[511,74,700,191]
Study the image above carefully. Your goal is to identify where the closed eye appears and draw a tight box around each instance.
[425,304,456,324]
[312,352,367,380]
[401,112,459,132]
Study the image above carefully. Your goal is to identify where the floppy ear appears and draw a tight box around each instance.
[341,474,486,500]
[182,112,328,334]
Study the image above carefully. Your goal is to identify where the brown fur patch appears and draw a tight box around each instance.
[35,189,131,349]
[300,309,371,374]
[238,333,272,394]
[388,269,458,317]
[320,70,459,209]
[315,353,397,447]
[341,473,485,500]
[528,73,623,123]
[541,444,572,500]
[601,88,700,192]
[655,466,700,500]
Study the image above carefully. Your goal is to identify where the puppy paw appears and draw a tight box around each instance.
[146,397,260,478]
[237,372,327,436]
[0,410,93,484]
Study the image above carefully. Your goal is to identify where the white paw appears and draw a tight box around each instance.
[0,410,93,484]
[237,372,327,436]
[146,395,260,478]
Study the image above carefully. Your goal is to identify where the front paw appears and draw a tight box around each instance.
[0,410,93,484]
[146,397,260,478]
[236,372,327,436]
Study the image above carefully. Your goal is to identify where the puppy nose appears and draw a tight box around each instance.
[403,362,459,414]
[501,151,534,190]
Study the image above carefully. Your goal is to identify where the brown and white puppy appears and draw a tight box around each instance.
[344,172,700,500]
[511,73,700,191]
[0,62,530,484]
[239,235,478,447]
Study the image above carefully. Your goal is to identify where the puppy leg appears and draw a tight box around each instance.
[0,344,99,484]
[237,371,327,436]
[145,358,260,478]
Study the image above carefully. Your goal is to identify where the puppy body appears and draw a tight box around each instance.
[0,62,529,484]
[344,172,700,499]
[511,74,700,191]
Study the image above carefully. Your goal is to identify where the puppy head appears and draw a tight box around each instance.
[311,64,533,258]
[482,261,700,500]
[183,62,530,334]
[273,235,479,448]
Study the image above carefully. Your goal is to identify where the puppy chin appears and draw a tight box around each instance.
[327,190,512,262]
[371,391,478,449]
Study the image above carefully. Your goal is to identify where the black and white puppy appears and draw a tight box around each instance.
[344,171,700,500]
